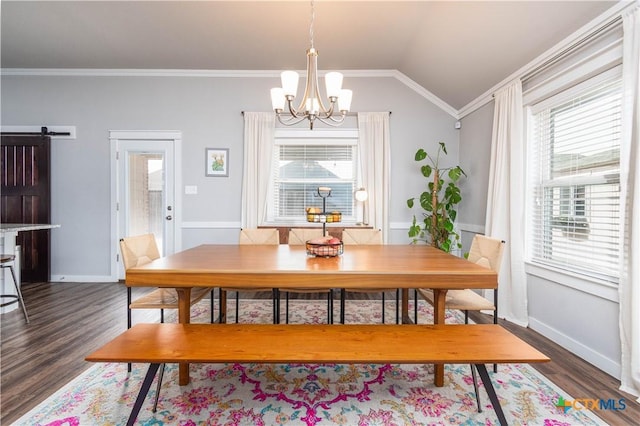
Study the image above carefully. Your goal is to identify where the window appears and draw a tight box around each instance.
[528,75,621,282]
[267,130,359,224]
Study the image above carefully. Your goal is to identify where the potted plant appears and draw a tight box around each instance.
[406,142,466,253]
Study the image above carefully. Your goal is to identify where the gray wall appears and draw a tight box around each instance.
[458,101,621,379]
[1,72,458,279]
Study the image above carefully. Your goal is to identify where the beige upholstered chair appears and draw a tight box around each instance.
[119,233,214,412]
[416,235,505,325]
[220,228,279,324]
[120,234,213,329]
[416,234,505,412]
[280,228,334,324]
[340,229,399,324]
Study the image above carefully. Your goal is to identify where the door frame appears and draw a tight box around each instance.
[109,130,183,281]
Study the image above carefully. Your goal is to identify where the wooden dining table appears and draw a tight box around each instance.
[125,244,497,387]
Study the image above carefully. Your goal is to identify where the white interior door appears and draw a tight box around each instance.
[112,135,179,279]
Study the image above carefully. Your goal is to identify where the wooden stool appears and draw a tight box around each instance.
[0,254,30,323]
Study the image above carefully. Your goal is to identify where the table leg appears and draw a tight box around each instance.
[401,289,412,324]
[176,288,192,385]
[219,288,227,323]
[432,289,448,387]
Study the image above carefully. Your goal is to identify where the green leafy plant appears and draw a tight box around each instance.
[406,142,466,252]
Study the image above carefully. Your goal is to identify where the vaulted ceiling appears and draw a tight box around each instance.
[1,1,621,111]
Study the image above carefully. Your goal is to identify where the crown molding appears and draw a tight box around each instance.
[1,67,458,119]
[391,70,459,119]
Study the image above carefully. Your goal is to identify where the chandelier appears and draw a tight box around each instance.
[270,0,352,130]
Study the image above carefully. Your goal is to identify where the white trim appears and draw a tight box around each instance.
[109,130,182,141]
[1,125,77,139]
[390,70,459,119]
[274,129,359,139]
[458,223,485,234]
[109,130,183,281]
[522,41,622,106]
[525,262,619,302]
[274,128,358,146]
[527,65,622,113]
[182,221,242,229]
[528,317,620,379]
[389,221,411,230]
[458,0,634,118]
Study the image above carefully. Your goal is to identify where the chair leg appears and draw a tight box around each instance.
[464,310,469,324]
[340,289,346,324]
[273,289,279,324]
[152,363,166,413]
[494,288,499,372]
[127,287,132,329]
[160,309,165,323]
[285,292,290,324]
[4,265,29,323]
[414,289,418,323]
[381,292,386,324]
[395,289,400,324]
[235,291,239,324]
[470,364,482,412]
[210,290,214,323]
[327,290,332,324]
[127,287,132,372]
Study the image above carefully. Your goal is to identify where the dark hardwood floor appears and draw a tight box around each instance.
[1,282,638,425]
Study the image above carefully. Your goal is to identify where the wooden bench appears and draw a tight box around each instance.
[86,323,549,426]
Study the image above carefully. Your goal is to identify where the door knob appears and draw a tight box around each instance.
[166,215,172,220]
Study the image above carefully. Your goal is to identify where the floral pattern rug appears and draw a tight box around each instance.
[15,299,606,426]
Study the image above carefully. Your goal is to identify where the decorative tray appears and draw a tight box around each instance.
[306,241,344,257]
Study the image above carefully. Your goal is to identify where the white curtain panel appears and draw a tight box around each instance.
[357,113,391,243]
[619,4,640,401]
[485,80,528,327]
[241,112,275,228]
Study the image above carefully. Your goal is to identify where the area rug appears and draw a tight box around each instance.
[14,299,606,426]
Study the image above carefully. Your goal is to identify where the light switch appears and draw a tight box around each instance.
[185,185,198,195]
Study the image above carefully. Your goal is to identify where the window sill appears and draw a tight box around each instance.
[524,261,619,303]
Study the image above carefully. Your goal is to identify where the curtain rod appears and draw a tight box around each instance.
[521,15,622,83]
[241,111,391,116]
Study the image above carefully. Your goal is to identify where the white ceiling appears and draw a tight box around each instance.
[0,1,622,111]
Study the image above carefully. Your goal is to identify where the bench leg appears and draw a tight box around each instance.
[127,363,161,426]
[474,363,507,426]
[470,364,482,412]
[152,363,166,413]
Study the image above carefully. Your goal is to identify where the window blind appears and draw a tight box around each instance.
[529,77,621,282]
[269,143,357,222]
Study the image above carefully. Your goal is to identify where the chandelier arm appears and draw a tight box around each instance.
[315,113,348,127]
[276,112,310,127]
[285,98,303,119]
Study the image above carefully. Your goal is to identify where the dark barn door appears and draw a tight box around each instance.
[1,134,51,282]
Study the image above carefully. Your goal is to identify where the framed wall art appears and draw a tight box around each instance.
[205,148,229,177]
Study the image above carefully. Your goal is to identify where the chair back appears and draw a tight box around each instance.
[239,228,279,245]
[288,228,324,245]
[119,233,161,270]
[467,235,505,274]
[341,228,382,245]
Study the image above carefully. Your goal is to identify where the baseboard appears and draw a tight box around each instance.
[50,275,115,283]
[529,317,620,379]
